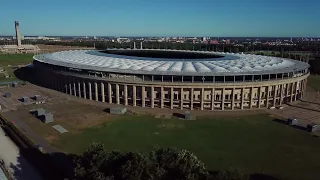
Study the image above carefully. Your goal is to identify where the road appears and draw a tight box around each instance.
[0,127,42,180]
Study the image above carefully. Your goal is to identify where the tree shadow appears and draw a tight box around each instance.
[249,173,280,180]
[2,123,77,180]
[8,148,77,180]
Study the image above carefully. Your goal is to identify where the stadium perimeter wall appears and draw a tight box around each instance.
[32,63,309,111]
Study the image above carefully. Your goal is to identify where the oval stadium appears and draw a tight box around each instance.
[32,49,310,111]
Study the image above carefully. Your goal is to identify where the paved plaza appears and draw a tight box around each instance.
[268,92,320,126]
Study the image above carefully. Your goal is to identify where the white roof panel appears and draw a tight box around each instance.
[34,49,309,76]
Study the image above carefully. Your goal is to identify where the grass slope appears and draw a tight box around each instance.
[53,114,320,180]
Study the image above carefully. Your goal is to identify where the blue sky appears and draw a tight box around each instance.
[1,0,319,37]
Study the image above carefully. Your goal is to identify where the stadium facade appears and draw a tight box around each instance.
[32,49,310,111]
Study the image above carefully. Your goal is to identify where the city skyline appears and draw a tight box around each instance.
[1,0,320,37]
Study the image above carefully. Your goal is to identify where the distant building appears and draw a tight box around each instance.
[210,40,219,44]
[0,21,40,54]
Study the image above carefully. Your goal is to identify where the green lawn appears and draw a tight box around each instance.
[53,114,320,180]
[0,54,34,82]
[307,75,320,92]
[0,54,34,66]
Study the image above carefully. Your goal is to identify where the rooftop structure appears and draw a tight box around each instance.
[34,49,308,76]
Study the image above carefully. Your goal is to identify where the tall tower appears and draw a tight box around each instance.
[15,21,22,47]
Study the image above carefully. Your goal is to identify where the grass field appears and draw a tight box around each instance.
[307,74,320,92]
[0,54,34,66]
[0,54,34,82]
[52,114,320,180]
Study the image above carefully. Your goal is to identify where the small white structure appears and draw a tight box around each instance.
[35,108,45,117]
[109,107,127,115]
[41,113,53,123]
[287,118,298,126]
[307,123,318,132]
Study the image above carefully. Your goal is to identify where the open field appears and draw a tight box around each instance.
[0,54,33,82]
[307,74,320,92]
[52,114,320,180]
[0,54,33,66]
[1,78,320,180]
[5,96,320,180]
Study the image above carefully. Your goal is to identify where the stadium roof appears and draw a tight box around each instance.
[33,49,309,76]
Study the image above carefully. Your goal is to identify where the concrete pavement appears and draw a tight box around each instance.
[0,127,42,180]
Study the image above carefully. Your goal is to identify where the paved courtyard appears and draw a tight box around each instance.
[0,84,47,112]
[268,92,320,126]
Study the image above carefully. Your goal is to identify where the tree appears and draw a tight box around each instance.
[150,148,208,180]
[214,169,249,180]
[74,143,209,180]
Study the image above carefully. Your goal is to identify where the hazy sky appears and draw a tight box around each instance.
[1,0,319,37]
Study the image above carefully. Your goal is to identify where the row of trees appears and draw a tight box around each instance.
[74,143,249,180]
[40,40,320,53]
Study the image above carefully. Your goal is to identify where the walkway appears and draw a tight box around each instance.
[3,112,59,154]
[0,127,42,180]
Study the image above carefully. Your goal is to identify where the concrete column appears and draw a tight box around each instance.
[78,82,81,98]
[258,86,262,108]
[65,84,68,94]
[69,83,72,95]
[124,85,128,106]
[250,87,254,109]
[279,84,284,105]
[83,82,87,99]
[73,82,77,96]
[302,79,307,98]
[180,88,184,110]
[116,84,120,104]
[133,85,137,106]
[273,85,278,106]
[303,79,308,95]
[231,88,235,110]
[94,82,98,101]
[170,87,174,109]
[211,88,215,110]
[88,82,92,100]
[108,83,112,103]
[101,82,105,102]
[201,88,204,110]
[151,86,154,108]
[161,86,164,109]
[241,88,244,110]
[266,86,270,108]
[294,82,298,101]
[221,88,225,110]
[142,86,146,107]
[290,82,294,102]
[191,88,194,110]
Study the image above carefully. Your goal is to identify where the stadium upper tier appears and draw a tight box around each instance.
[33,49,309,76]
